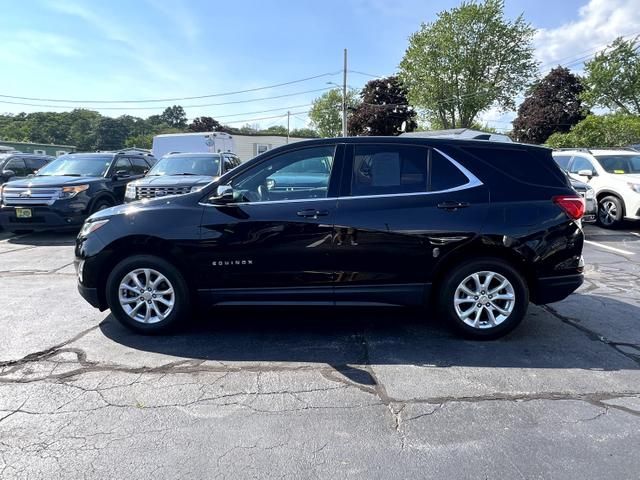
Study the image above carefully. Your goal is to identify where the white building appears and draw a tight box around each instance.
[233,134,315,161]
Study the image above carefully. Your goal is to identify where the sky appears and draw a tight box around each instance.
[0,0,639,132]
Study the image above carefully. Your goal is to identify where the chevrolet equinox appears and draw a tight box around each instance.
[75,137,585,339]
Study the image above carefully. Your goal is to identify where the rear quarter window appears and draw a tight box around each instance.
[461,146,568,187]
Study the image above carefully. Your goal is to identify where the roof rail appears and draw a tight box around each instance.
[552,148,592,153]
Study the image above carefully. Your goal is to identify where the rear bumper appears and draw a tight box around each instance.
[532,273,584,304]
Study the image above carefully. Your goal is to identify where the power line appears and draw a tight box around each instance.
[223,110,309,125]
[0,88,331,111]
[214,104,311,119]
[0,71,341,104]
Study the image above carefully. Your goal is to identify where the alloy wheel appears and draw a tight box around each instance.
[453,271,516,329]
[118,268,175,324]
[599,200,617,226]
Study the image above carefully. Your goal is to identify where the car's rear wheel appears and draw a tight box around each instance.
[439,258,529,340]
[106,255,190,334]
[597,195,623,228]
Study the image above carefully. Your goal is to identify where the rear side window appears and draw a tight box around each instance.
[352,145,428,196]
[130,157,150,175]
[461,146,567,187]
[431,150,469,191]
[5,158,27,176]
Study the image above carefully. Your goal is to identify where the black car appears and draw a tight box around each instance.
[75,137,585,339]
[0,151,156,232]
[124,152,241,202]
[0,153,54,185]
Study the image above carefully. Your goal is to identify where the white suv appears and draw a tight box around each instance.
[552,149,640,228]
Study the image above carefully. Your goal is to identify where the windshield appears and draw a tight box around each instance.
[594,154,640,174]
[36,155,112,177]
[148,155,221,176]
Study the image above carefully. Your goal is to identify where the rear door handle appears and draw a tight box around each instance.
[437,201,470,210]
[297,209,329,219]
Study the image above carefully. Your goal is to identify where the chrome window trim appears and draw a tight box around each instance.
[199,147,482,207]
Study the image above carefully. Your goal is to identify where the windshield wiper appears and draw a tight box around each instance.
[60,173,83,177]
[171,173,197,176]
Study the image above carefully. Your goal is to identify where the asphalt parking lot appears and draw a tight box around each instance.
[0,224,639,479]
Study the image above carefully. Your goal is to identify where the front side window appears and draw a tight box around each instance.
[594,154,640,174]
[149,155,221,176]
[351,145,428,196]
[114,157,134,176]
[36,155,113,177]
[25,157,49,170]
[231,146,335,203]
[569,157,595,174]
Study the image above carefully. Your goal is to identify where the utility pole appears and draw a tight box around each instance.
[286,111,290,144]
[342,48,348,137]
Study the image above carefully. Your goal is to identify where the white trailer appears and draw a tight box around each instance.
[152,132,235,158]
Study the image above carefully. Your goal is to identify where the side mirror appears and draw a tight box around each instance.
[209,185,234,204]
[577,169,594,178]
[2,170,16,178]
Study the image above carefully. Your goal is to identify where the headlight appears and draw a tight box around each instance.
[79,219,109,238]
[628,183,640,194]
[60,184,89,199]
[125,183,136,199]
[585,186,595,199]
[190,185,206,193]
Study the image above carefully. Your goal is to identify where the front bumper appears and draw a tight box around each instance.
[532,273,584,304]
[0,205,87,231]
[77,283,105,310]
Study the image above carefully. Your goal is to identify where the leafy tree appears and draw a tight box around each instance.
[67,109,101,150]
[189,116,223,132]
[582,37,640,114]
[290,128,319,138]
[349,76,417,136]
[261,125,288,136]
[124,134,154,149]
[309,88,360,137]
[546,114,640,148]
[398,0,537,129]
[512,67,587,144]
[94,117,130,150]
[160,105,188,129]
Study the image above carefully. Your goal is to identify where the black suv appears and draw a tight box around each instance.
[0,153,54,185]
[0,151,156,232]
[124,152,241,202]
[75,138,585,339]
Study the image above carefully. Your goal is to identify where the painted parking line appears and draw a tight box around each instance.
[584,240,635,255]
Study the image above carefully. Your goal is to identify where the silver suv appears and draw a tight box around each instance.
[553,149,640,228]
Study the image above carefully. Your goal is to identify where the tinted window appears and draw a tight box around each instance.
[149,155,221,176]
[352,145,427,196]
[114,157,134,175]
[36,155,112,177]
[569,157,595,174]
[594,154,640,174]
[130,157,150,175]
[222,156,234,173]
[25,157,50,171]
[430,150,469,191]
[231,146,335,203]
[553,155,572,171]
[4,158,27,176]
[461,146,567,187]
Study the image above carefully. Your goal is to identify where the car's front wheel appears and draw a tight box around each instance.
[597,195,624,228]
[106,255,191,334]
[439,258,529,340]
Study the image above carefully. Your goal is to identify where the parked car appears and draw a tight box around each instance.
[0,153,54,185]
[568,176,597,223]
[0,151,156,232]
[553,148,640,228]
[125,152,241,202]
[75,137,585,339]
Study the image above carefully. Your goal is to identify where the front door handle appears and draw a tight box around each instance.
[437,201,470,210]
[297,209,329,219]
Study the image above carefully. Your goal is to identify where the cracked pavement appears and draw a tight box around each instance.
[0,226,639,479]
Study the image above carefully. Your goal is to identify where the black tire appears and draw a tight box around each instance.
[438,258,529,340]
[106,255,191,334]
[91,199,113,215]
[597,195,624,229]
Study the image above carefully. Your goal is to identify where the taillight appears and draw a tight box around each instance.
[553,195,585,220]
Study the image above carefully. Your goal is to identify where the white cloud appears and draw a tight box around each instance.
[145,0,201,44]
[535,0,640,72]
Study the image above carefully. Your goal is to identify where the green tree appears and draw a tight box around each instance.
[512,67,588,144]
[160,105,188,129]
[67,109,101,150]
[582,37,640,114]
[546,114,640,148]
[124,134,154,149]
[260,125,288,136]
[399,0,537,129]
[189,116,223,132]
[349,76,417,136]
[290,128,319,138]
[309,88,359,137]
[94,117,130,150]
